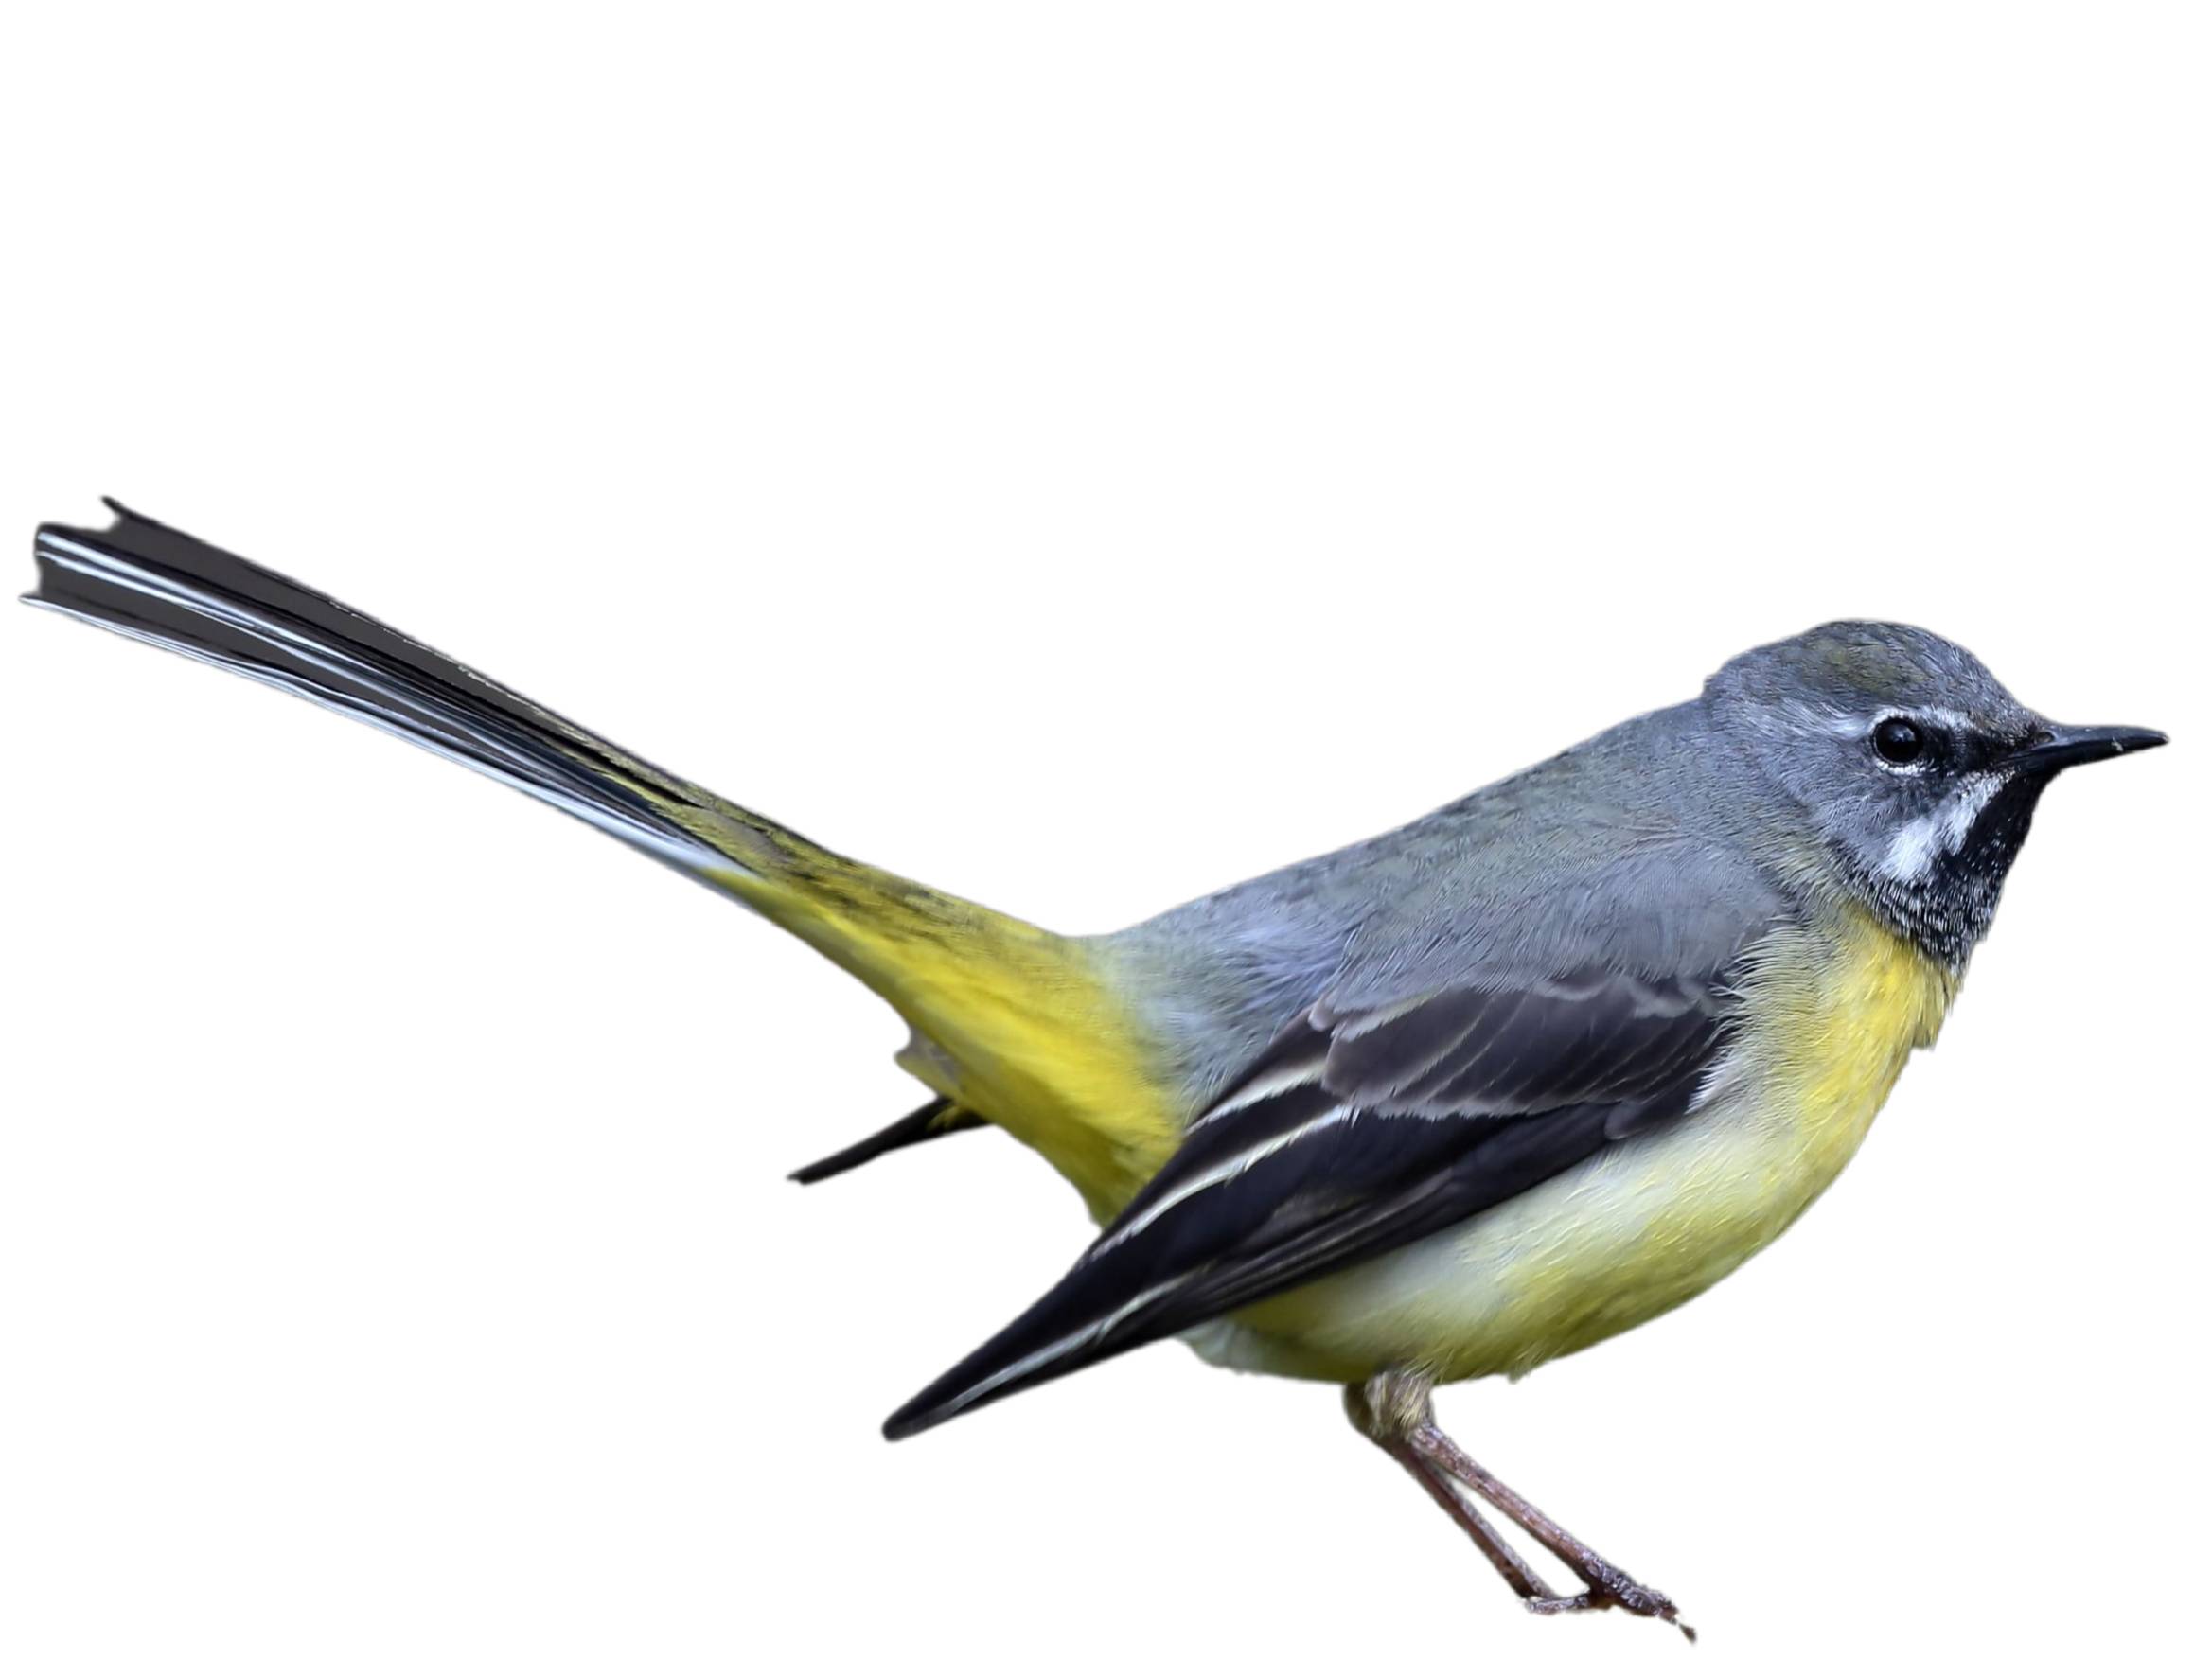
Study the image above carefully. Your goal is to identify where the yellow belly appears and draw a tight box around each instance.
[1194,904,1958,1383]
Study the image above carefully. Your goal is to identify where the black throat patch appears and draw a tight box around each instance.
[1856,772,2054,968]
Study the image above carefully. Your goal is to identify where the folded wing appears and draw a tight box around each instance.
[883,953,1753,1438]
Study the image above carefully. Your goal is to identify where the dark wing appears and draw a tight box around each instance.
[883,960,1747,1438]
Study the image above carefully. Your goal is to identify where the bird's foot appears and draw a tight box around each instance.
[1526,1575,1694,1641]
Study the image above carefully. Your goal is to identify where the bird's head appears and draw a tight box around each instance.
[1704,620,2165,965]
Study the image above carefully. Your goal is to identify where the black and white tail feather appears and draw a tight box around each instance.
[30,502,998,1193]
[28,500,788,891]
[33,501,1134,1213]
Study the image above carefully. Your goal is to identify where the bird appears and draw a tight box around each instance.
[27,500,2168,1636]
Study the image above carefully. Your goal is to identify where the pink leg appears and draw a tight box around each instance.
[1346,1373,1695,1641]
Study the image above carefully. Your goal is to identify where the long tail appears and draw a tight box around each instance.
[27,502,1177,1211]
[29,500,840,899]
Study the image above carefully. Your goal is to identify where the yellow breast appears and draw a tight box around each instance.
[1197,904,1958,1384]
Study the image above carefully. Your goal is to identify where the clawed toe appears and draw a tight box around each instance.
[1525,1592,1598,1615]
[1524,1583,1694,1641]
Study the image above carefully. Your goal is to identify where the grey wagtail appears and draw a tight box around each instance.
[27,502,2168,1635]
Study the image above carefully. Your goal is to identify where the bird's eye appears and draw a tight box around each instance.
[1871,717,1926,766]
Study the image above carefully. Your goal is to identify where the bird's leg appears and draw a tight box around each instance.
[1411,1421,1694,1639]
[1347,1373,1694,1641]
[1345,1383,1564,1601]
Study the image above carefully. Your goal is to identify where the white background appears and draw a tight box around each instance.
[3,7,2205,1655]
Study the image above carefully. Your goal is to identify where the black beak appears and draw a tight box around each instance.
[2008,723,2168,777]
